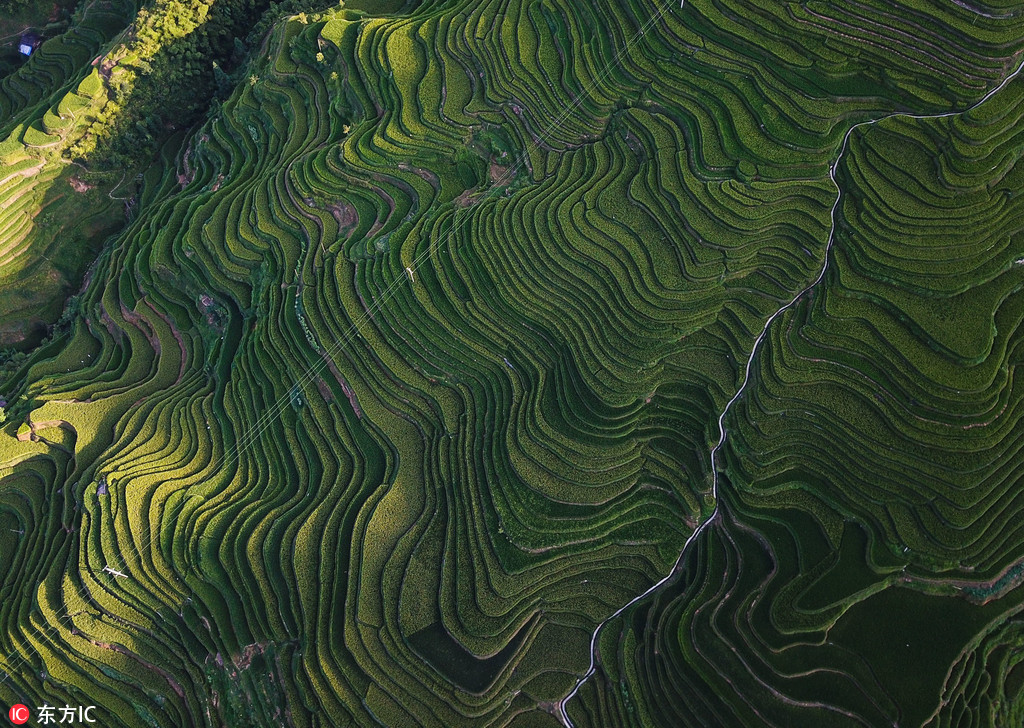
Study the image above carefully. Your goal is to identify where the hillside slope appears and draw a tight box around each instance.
[2,1,1024,726]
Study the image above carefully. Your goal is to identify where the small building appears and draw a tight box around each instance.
[18,33,41,57]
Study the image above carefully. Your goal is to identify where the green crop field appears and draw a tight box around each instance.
[1,0,1024,726]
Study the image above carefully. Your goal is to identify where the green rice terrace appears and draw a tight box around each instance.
[2,0,1024,725]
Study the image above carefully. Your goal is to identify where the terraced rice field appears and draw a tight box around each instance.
[0,0,137,348]
[2,0,1024,725]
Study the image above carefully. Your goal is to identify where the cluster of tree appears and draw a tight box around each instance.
[71,0,326,169]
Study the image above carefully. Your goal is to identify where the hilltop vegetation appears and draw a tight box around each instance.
[0,0,333,353]
[1,0,1024,726]
[0,0,138,353]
